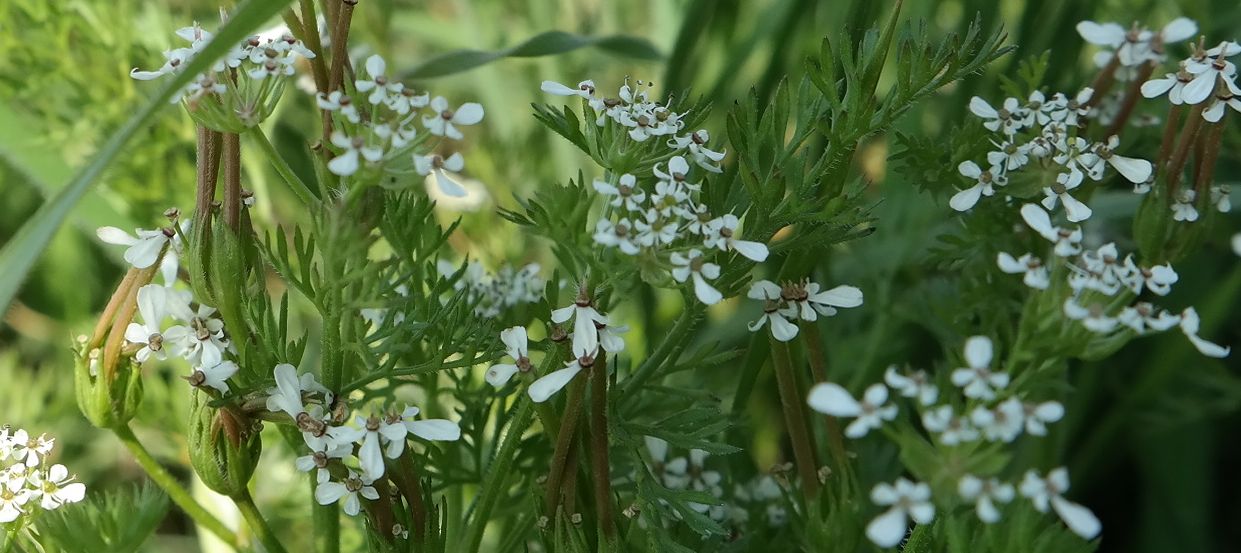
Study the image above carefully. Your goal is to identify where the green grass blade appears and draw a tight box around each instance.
[400,30,662,80]
[0,0,295,316]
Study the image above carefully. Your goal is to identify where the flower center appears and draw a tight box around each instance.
[366,416,382,431]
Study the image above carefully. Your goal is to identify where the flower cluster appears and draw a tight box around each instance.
[1001,204,1230,358]
[746,279,863,342]
[644,437,726,522]
[544,79,754,305]
[436,260,544,318]
[807,335,1096,547]
[263,364,461,516]
[952,90,1153,222]
[0,428,86,524]
[486,286,625,403]
[321,55,483,200]
[131,22,314,129]
[118,282,239,392]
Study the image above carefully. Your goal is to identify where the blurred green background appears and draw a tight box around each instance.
[1,0,1239,551]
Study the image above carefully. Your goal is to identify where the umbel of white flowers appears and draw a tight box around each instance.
[747,279,863,342]
[0,427,86,523]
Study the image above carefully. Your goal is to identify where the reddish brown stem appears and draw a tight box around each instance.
[222,133,242,231]
[1105,63,1156,137]
[195,126,222,223]
[1166,104,1206,196]
[545,372,588,516]
[1086,56,1121,108]
[1156,105,1182,172]
[589,356,615,537]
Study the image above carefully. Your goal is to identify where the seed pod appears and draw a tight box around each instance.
[188,390,262,497]
[73,335,144,430]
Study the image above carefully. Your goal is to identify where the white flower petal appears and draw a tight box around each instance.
[865,507,909,548]
[807,383,862,416]
[528,365,582,403]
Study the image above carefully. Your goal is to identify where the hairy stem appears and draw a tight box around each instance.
[298,0,330,93]
[799,322,848,479]
[250,127,317,206]
[545,373,588,516]
[222,133,242,231]
[113,424,239,548]
[1156,104,1182,172]
[195,126,222,224]
[234,490,288,553]
[589,355,616,538]
[465,398,535,552]
[769,336,820,499]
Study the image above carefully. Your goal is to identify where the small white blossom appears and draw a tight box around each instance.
[883,366,938,406]
[670,249,723,305]
[1022,400,1065,436]
[866,478,935,547]
[949,161,1003,211]
[315,470,379,516]
[549,291,607,357]
[487,327,531,387]
[317,91,361,123]
[96,226,173,269]
[1020,204,1083,257]
[922,405,980,445]
[423,96,484,140]
[1041,172,1093,223]
[950,336,1009,401]
[958,475,1014,523]
[1179,307,1230,358]
[28,464,87,511]
[528,354,591,404]
[592,174,645,211]
[747,280,799,342]
[354,55,404,105]
[1172,189,1199,222]
[806,383,897,438]
[703,214,768,262]
[970,398,1025,443]
[1019,468,1101,540]
[1064,298,1119,333]
[593,219,642,255]
[191,360,239,394]
[413,153,467,197]
[997,252,1050,290]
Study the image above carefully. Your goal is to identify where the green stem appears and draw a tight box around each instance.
[769,336,820,499]
[799,322,849,484]
[113,424,240,548]
[1,524,20,553]
[234,490,288,553]
[312,479,340,553]
[589,356,616,540]
[545,373,589,515]
[465,398,535,552]
[250,127,317,207]
[620,306,700,396]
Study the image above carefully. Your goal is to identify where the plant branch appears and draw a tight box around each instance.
[589,355,616,538]
[545,372,588,516]
[768,336,820,499]
[222,132,242,231]
[234,490,288,553]
[113,424,240,548]
[464,398,535,553]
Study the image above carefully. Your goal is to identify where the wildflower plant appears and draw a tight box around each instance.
[1,1,1238,553]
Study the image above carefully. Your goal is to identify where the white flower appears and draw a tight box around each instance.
[130,47,195,80]
[124,284,179,363]
[958,475,1014,523]
[594,317,628,353]
[1212,185,1232,212]
[1203,88,1241,122]
[592,174,645,211]
[704,214,768,262]
[669,129,726,173]
[806,383,897,438]
[921,405,979,445]
[949,161,1003,211]
[883,366,938,406]
[315,471,379,516]
[1182,42,1241,105]
[865,478,935,548]
[191,360,239,394]
[97,226,173,269]
[541,79,596,98]
[593,219,641,255]
[8,430,54,468]
[670,249,723,305]
[789,282,864,321]
[327,131,384,176]
[265,363,318,418]
[29,464,86,510]
[1172,189,1199,222]
[1123,259,1178,296]
[1064,298,1118,333]
[1093,135,1152,184]
[649,180,691,216]
[295,440,351,484]
[162,305,229,367]
[423,96,484,140]
[1019,468,1101,540]
[654,156,700,192]
[550,292,607,358]
[1022,400,1065,436]
[317,91,361,123]
[969,96,1023,134]
[327,416,386,480]
[1041,173,1093,223]
[1232,233,1241,256]
[413,153,467,197]
[1020,204,1083,257]
[486,327,531,387]
[747,280,799,342]
[970,398,1025,443]
[1141,64,1193,105]
[997,252,1050,290]
[1051,88,1093,126]
[1179,307,1230,358]
[950,336,1009,401]
[354,55,404,105]
[528,355,590,403]
[0,475,30,522]
[397,406,461,443]
[633,208,679,247]
[987,140,1031,172]
[1117,302,1181,334]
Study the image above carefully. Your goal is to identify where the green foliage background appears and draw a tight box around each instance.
[0,0,1239,551]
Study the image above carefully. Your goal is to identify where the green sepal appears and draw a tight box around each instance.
[73,339,144,430]
[188,390,262,497]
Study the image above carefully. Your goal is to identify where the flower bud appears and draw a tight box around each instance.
[188,391,262,497]
[73,337,144,430]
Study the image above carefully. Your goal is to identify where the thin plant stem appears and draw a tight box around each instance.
[465,398,535,553]
[589,356,616,538]
[1105,62,1156,137]
[799,322,849,480]
[1166,103,1206,196]
[768,336,820,499]
[1156,105,1182,172]
[620,306,700,395]
[1086,55,1121,108]
[113,424,240,548]
[222,133,242,231]
[1192,122,1225,200]
[545,372,589,515]
[195,126,222,224]
[311,477,340,553]
[234,490,288,553]
[298,0,331,92]
[250,127,318,207]
[101,263,159,378]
